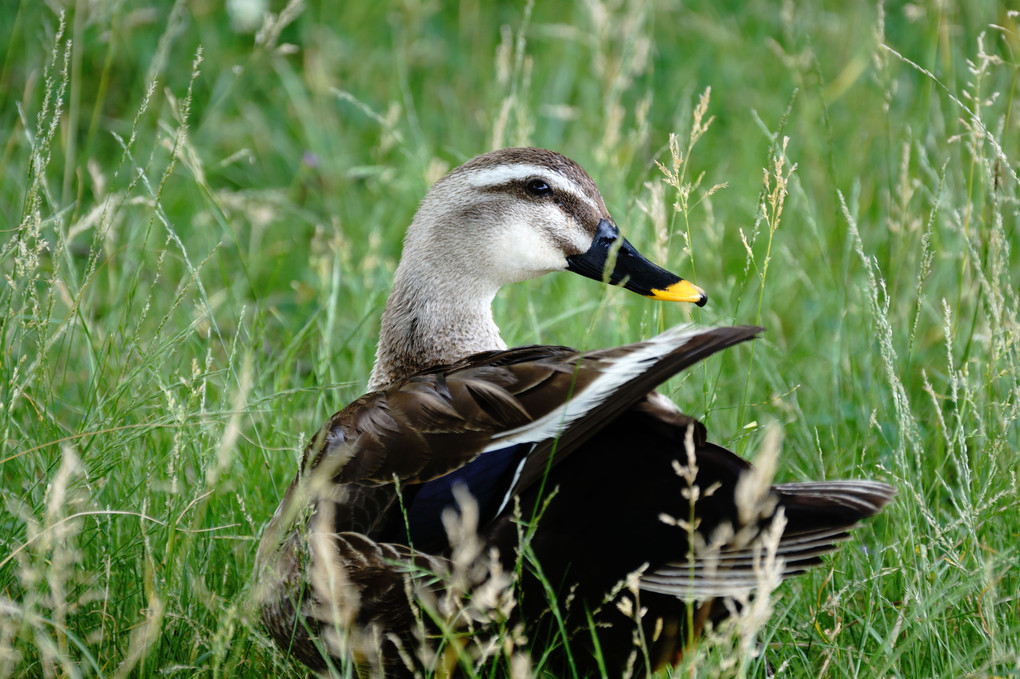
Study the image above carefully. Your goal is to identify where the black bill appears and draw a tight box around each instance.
[565,219,707,306]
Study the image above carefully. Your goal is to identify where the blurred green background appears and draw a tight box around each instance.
[1,0,1018,676]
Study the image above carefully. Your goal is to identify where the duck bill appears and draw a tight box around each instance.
[565,219,707,307]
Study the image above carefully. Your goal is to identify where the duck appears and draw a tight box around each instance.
[254,147,894,677]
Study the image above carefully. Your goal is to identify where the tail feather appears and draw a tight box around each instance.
[773,480,896,517]
[640,480,895,600]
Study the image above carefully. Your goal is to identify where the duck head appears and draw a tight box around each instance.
[400,147,706,304]
[371,148,707,389]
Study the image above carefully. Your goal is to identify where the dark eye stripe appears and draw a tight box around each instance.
[474,174,601,244]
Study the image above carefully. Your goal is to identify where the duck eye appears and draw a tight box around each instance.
[525,179,553,197]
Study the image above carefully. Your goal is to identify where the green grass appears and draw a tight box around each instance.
[2,0,1018,676]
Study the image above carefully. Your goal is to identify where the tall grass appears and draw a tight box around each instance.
[1,0,1018,676]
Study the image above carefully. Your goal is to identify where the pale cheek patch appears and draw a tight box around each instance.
[490,213,571,283]
[564,220,594,255]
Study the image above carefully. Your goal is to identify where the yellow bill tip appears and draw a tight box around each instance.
[648,279,708,306]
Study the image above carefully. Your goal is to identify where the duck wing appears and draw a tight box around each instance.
[297,326,760,550]
[308,325,759,486]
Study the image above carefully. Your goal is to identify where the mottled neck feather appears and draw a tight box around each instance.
[368,263,507,390]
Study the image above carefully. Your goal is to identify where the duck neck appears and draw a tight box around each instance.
[368,261,507,391]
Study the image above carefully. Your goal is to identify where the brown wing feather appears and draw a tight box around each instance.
[312,326,761,494]
[328,351,572,486]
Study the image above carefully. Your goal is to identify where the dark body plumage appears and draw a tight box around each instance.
[256,325,893,676]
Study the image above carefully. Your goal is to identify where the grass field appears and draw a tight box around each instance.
[2,0,1019,676]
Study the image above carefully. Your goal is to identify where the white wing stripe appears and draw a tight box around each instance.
[478,325,703,455]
